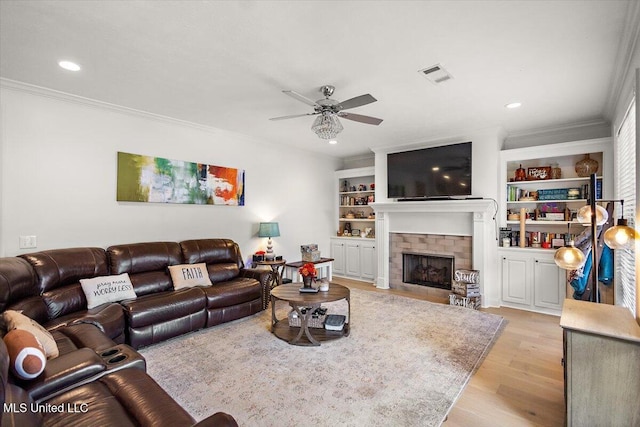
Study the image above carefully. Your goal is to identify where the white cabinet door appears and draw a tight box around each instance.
[533,258,566,310]
[330,240,346,275]
[501,255,531,306]
[345,242,361,277]
[360,242,376,280]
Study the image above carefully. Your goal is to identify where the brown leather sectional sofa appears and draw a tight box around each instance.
[0,238,272,426]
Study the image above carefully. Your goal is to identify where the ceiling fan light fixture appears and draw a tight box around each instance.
[312,113,343,140]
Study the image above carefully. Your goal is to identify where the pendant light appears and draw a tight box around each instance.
[554,242,586,270]
[602,200,638,249]
[576,204,609,226]
[554,223,586,270]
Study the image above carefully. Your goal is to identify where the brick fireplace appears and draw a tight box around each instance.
[392,233,472,298]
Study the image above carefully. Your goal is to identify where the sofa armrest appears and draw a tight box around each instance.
[18,348,106,401]
[192,412,239,427]
[239,268,272,310]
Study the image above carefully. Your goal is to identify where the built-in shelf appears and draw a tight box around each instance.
[507,199,587,204]
[506,220,582,225]
[339,190,374,195]
[506,176,602,186]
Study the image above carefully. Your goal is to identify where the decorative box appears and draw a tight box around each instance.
[302,251,321,262]
[454,269,480,284]
[451,280,481,297]
[449,294,481,310]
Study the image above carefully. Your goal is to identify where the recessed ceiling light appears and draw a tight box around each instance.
[505,102,522,109]
[58,60,81,71]
[431,166,440,171]
[328,140,338,145]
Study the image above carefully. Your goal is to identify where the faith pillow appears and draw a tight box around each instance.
[168,263,212,289]
[80,273,137,309]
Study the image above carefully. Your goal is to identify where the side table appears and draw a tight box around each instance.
[252,259,286,289]
[284,258,334,282]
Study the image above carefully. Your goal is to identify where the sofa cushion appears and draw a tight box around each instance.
[179,238,241,265]
[80,274,137,309]
[0,258,38,313]
[201,277,262,309]
[20,248,109,320]
[107,242,183,296]
[120,288,205,329]
[51,323,118,354]
[20,248,109,294]
[40,368,196,427]
[168,263,212,289]
[45,303,126,344]
[3,310,58,359]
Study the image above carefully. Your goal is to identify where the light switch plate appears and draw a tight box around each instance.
[19,235,37,249]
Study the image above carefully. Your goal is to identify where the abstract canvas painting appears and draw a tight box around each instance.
[117,152,245,205]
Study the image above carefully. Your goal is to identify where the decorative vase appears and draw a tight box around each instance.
[302,275,313,288]
[575,154,598,177]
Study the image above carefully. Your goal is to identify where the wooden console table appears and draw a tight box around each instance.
[560,299,640,426]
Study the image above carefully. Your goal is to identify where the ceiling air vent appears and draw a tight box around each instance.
[418,64,453,84]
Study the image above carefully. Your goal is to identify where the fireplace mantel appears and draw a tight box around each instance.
[371,199,496,306]
[371,199,495,214]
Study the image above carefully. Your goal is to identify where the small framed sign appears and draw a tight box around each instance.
[527,166,552,180]
[552,238,565,248]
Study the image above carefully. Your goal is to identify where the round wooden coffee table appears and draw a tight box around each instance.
[270,283,350,346]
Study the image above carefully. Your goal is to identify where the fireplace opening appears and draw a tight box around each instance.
[402,252,454,290]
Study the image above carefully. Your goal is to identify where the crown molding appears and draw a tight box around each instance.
[0,78,230,135]
[604,0,640,119]
[505,118,610,140]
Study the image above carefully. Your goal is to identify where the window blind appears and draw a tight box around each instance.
[615,98,636,317]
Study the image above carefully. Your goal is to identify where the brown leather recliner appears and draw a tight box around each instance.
[0,337,238,427]
[16,248,127,343]
[180,239,269,325]
[107,241,208,349]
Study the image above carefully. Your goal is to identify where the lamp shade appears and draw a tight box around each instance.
[258,222,280,238]
[554,242,586,270]
[576,204,609,226]
[603,218,638,250]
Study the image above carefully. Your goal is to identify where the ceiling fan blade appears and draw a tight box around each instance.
[282,90,319,107]
[338,112,383,125]
[269,112,319,121]
[337,94,377,111]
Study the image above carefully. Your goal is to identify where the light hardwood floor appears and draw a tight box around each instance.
[334,277,565,426]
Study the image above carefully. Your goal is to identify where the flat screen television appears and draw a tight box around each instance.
[387,142,472,200]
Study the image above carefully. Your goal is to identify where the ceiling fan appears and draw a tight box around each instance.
[269,85,383,140]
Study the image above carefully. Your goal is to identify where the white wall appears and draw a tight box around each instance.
[0,83,342,263]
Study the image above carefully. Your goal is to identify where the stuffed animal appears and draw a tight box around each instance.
[3,329,46,380]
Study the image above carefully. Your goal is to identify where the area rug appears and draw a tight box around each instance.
[139,288,504,426]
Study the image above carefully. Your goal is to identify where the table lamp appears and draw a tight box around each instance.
[258,222,280,260]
